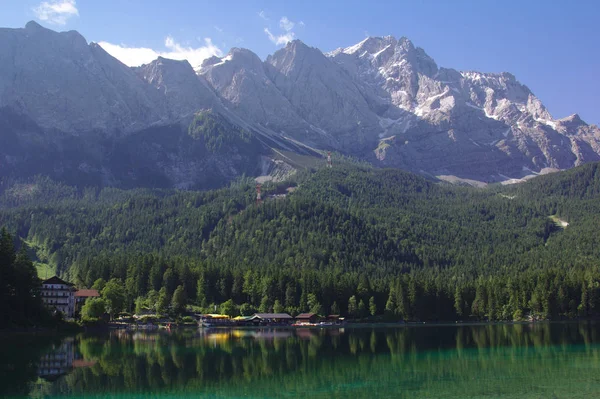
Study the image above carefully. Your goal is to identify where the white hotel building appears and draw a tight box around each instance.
[41,276,76,318]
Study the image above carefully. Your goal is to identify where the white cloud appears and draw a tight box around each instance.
[264,28,295,46]
[33,0,79,25]
[279,17,294,32]
[214,25,223,33]
[96,42,156,67]
[264,16,304,46]
[258,10,269,20]
[98,36,223,68]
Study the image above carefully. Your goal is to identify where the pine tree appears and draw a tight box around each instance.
[369,296,377,316]
[156,287,169,315]
[348,295,358,317]
[196,273,207,307]
[358,300,366,318]
[330,301,340,315]
[385,287,396,316]
[307,293,323,315]
[259,295,271,313]
[171,285,187,314]
[285,284,296,308]
[273,299,284,313]
[454,286,463,318]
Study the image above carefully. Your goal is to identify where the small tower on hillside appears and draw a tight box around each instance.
[327,151,332,168]
[256,183,262,205]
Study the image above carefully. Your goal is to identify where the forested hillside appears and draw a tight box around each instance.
[1,161,599,321]
[0,229,50,327]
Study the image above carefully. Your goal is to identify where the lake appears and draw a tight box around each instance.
[2,322,600,398]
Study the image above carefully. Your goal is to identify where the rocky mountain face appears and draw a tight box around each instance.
[0,22,305,189]
[327,36,600,180]
[134,57,220,121]
[198,36,600,182]
[0,21,169,134]
[198,48,317,144]
[265,40,384,150]
[1,22,599,189]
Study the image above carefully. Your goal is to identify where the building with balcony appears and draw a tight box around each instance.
[41,276,76,318]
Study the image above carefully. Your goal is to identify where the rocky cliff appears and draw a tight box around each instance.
[1,22,598,188]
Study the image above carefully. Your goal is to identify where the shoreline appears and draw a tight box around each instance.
[198,319,600,329]
[114,318,600,331]
[3,319,598,336]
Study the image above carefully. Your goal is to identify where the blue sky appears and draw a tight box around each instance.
[1,0,598,125]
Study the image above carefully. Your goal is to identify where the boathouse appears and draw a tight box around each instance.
[249,313,293,325]
[295,313,319,324]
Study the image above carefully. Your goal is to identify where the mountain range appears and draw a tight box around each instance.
[1,21,599,189]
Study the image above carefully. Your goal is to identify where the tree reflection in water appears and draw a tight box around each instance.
[3,323,600,398]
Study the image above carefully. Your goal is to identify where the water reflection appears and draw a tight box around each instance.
[36,338,75,381]
[3,323,600,398]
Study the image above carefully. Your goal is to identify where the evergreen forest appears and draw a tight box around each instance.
[1,159,599,322]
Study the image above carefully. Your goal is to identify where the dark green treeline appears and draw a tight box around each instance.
[0,228,48,327]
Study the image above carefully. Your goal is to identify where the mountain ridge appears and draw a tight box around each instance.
[1,22,599,188]
[195,33,600,182]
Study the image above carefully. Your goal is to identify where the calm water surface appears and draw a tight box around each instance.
[2,322,600,398]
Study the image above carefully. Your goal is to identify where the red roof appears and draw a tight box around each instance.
[73,359,97,368]
[75,289,100,298]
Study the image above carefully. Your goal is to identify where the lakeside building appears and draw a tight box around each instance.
[248,313,294,325]
[74,289,100,313]
[295,313,320,324]
[199,314,235,327]
[198,313,295,327]
[41,276,76,318]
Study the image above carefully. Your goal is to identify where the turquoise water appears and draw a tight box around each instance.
[3,323,600,398]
